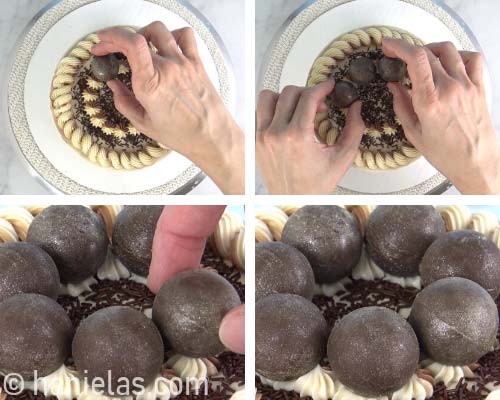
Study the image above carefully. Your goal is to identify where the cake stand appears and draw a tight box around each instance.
[6,0,236,195]
[259,0,493,195]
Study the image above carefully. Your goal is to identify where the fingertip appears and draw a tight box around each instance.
[219,305,245,354]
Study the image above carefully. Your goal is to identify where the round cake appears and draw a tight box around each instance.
[308,26,423,170]
[0,205,245,400]
[255,205,500,400]
[50,28,169,170]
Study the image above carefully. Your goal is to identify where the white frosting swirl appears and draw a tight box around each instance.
[422,361,474,389]
[59,276,97,297]
[255,219,273,243]
[315,277,352,297]
[255,207,289,241]
[34,365,83,400]
[487,389,500,400]
[231,227,245,271]
[229,388,246,400]
[97,249,131,281]
[391,374,433,400]
[259,365,335,400]
[469,211,499,236]
[166,354,218,382]
[0,218,19,242]
[92,205,123,238]
[331,381,387,400]
[212,211,244,261]
[351,247,421,289]
[0,206,34,241]
[437,206,471,232]
[279,205,303,216]
[492,227,500,249]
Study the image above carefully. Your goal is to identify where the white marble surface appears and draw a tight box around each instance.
[255,0,500,195]
[0,0,244,195]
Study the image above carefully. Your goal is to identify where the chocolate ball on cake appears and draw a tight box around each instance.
[0,242,60,303]
[256,242,315,301]
[331,81,359,108]
[349,56,377,85]
[379,56,407,82]
[409,277,498,365]
[420,230,500,298]
[73,306,164,394]
[112,205,164,277]
[328,307,419,397]
[91,54,120,82]
[153,269,241,357]
[0,293,73,378]
[366,206,445,277]
[281,205,362,284]
[256,293,328,381]
[27,205,108,284]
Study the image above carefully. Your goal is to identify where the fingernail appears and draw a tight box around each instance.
[219,305,245,354]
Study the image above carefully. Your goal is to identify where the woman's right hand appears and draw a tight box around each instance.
[383,38,500,194]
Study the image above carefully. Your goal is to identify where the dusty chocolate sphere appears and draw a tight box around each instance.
[91,54,120,82]
[420,230,500,298]
[328,307,419,397]
[27,205,108,284]
[281,205,363,284]
[112,205,164,276]
[331,81,359,108]
[73,306,163,394]
[256,242,315,301]
[366,206,445,277]
[153,269,241,357]
[256,293,328,381]
[379,56,407,82]
[0,293,73,378]
[0,242,60,303]
[349,56,377,85]
[409,277,498,365]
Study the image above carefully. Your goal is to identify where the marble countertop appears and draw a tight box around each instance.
[255,0,500,195]
[0,0,244,195]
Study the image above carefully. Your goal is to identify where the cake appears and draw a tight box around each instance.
[255,205,500,400]
[0,205,245,400]
[50,28,169,170]
[308,26,423,170]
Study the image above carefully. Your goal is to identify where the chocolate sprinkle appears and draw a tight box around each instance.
[327,50,412,152]
[72,54,155,151]
[2,246,244,400]
[257,278,500,399]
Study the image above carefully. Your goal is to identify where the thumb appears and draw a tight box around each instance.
[387,82,421,146]
[107,80,147,132]
[219,304,245,354]
[333,101,365,159]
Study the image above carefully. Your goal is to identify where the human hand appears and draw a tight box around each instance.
[91,23,244,194]
[383,38,500,194]
[256,80,365,194]
[149,205,244,354]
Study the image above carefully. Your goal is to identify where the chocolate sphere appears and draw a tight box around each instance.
[91,54,120,82]
[409,277,498,365]
[331,81,359,108]
[328,307,419,397]
[420,230,500,298]
[256,242,315,301]
[281,205,363,284]
[73,306,163,394]
[153,269,241,357]
[0,242,60,303]
[27,206,108,284]
[349,56,377,85]
[0,293,72,378]
[256,293,328,381]
[366,206,445,277]
[112,206,164,276]
[379,56,407,82]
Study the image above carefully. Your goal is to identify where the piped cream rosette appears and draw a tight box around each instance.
[308,26,422,170]
[50,28,169,170]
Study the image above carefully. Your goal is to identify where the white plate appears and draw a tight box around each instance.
[8,0,235,194]
[260,0,492,195]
